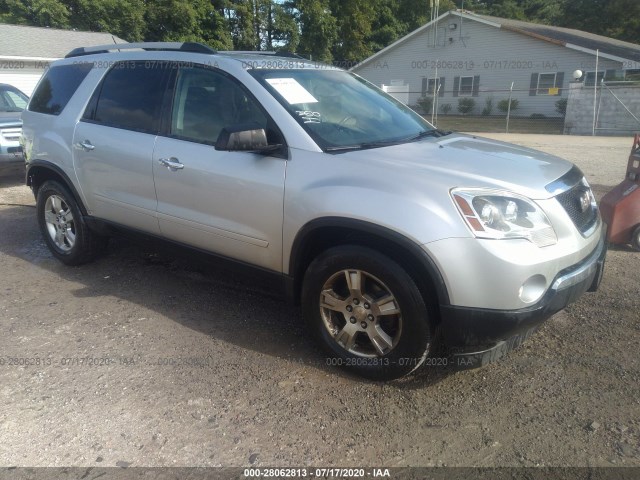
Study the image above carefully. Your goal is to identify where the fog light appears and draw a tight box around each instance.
[519,275,547,304]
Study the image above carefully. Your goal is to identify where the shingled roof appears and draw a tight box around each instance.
[474,13,640,64]
[0,23,126,59]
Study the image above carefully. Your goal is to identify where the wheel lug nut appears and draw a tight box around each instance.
[367,314,374,321]
[350,317,356,324]
[361,322,367,329]
[364,302,370,309]
[346,305,353,312]
[353,299,360,305]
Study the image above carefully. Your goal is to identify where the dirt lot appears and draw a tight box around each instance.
[0,135,638,469]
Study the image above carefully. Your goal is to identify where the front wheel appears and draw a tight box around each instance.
[302,245,432,381]
[36,180,107,265]
[632,225,640,251]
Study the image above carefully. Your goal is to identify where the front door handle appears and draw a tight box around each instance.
[79,140,95,151]
[158,157,184,171]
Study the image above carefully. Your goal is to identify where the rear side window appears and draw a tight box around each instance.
[28,63,92,115]
[87,61,168,134]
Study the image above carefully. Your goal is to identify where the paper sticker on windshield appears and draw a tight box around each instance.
[266,78,318,104]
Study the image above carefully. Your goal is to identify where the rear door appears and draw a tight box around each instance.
[73,61,170,234]
[152,65,287,272]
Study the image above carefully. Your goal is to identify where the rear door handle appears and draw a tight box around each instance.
[79,140,95,151]
[158,157,184,170]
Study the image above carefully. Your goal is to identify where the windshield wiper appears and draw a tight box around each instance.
[405,129,451,142]
[326,139,405,152]
[325,144,366,152]
[324,129,452,153]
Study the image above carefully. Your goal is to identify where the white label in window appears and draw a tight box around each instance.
[266,78,318,104]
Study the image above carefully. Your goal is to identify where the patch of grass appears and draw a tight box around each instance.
[430,115,565,134]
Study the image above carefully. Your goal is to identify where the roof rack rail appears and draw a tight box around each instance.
[65,42,216,58]
[217,50,307,59]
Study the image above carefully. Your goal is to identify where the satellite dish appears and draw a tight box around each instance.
[572,69,583,80]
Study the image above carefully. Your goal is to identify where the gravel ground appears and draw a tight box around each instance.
[0,134,638,468]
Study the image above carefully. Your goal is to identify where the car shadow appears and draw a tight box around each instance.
[0,204,456,387]
[0,165,26,187]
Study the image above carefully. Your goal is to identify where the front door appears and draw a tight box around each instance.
[152,66,287,272]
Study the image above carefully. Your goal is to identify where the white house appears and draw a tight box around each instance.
[0,24,126,96]
[352,10,640,119]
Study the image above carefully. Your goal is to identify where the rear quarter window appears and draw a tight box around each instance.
[84,61,168,134]
[28,63,93,115]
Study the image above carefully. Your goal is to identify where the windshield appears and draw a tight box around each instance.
[0,86,28,112]
[250,69,435,151]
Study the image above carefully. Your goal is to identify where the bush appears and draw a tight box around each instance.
[556,98,568,116]
[530,113,546,119]
[440,103,452,114]
[457,98,475,115]
[497,98,519,113]
[416,96,433,114]
[481,96,494,116]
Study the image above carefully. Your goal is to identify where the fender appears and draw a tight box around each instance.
[26,159,88,216]
[288,216,451,307]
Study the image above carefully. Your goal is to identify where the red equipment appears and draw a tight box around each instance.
[600,134,640,251]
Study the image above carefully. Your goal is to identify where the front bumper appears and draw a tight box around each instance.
[440,230,607,369]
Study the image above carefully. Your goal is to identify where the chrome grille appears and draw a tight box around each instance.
[555,180,598,234]
[1,127,21,142]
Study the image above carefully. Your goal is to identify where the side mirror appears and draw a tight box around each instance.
[215,124,282,153]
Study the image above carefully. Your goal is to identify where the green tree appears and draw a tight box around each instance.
[145,0,232,49]
[368,0,405,52]
[521,0,563,24]
[559,0,606,36]
[267,1,300,51]
[329,0,374,61]
[225,0,260,50]
[396,0,428,32]
[64,0,146,41]
[0,0,69,28]
[606,0,640,44]
[295,0,337,61]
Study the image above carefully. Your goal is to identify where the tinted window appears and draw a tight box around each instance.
[29,63,92,115]
[92,61,167,134]
[170,66,268,145]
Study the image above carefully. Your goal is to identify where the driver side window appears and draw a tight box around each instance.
[171,66,268,145]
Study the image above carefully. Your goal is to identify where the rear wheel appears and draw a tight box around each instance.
[632,225,640,251]
[37,180,107,265]
[302,245,432,381]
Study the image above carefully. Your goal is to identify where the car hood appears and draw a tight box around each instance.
[338,133,575,200]
[0,111,23,128]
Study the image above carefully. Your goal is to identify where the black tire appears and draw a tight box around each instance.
[36,180,108,265]
[632,225,640,252]
[302,245,432,381]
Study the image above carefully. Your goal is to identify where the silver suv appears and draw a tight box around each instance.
[21,42,606,380]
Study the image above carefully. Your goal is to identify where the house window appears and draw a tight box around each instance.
[536,73,557,95]
[458,76,474,96]
[585,70,627,85]
[530,72,564,96]
[427,78,442,95]
[584,71,605,87]
[625,69,640,82]
[427,78,437,95]
[421,77,445,97]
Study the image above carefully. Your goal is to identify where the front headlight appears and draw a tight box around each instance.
[451,188,557,247]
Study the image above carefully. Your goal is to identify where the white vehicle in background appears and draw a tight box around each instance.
[0,83,28,171]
